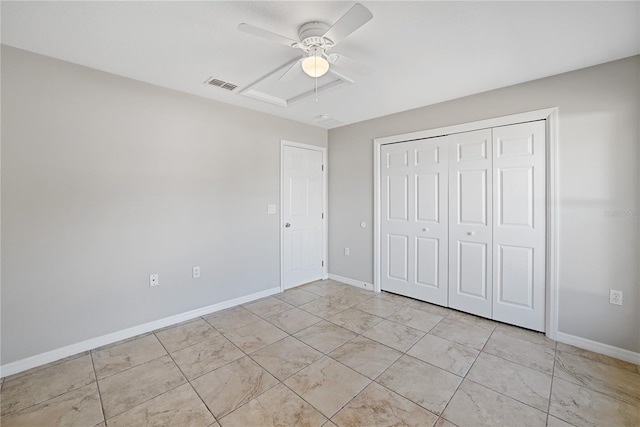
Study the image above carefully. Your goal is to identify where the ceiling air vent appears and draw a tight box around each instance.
[313,114,344,128]
[204,77,237,91]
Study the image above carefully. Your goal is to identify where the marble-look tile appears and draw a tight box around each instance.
[171,335,244,380]
[219,383,326,427]
[266,307,322,334]
[429,318,493,351]
[98,355,186,419]
[329,336,402,379]
[361,320,425,352]
[154,318,220,353]
[483,330,555,375]
[243,297,294,318]
[556,342,639,374]
[410,301,452,317]
[434,418,458,427]
[276,288,322,306]
[354,297,405,318]
[408,334,478,377]
[331,382,438,427]
[493,323,555,349]
[466,352,552,411]
[0,383,103,427]
[323,421,338,427]
[546,415,576,427]
[446,311,496,332]
[285,357,370,418]
[327,308,384,334]
[106,383,215,427]
[294,321,357,353]
[223,319,288,354]
[549,377,640,427]
[92,334,167,379]
[3,351,90,382]
[250,336,323,380]
[442,380,547,427]
[1,355,95,415]
[554,350,640,406]
[202,306,261,334]
[324,293,371,308]
[375,291,415,306]
[388,306,444,332]
[191,356,278,419]
[377,355,462,415]
[299,297,352,319]
[301,280,347,296]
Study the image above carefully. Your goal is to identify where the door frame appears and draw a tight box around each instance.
[373,107,559,340]
[280,140,328,292]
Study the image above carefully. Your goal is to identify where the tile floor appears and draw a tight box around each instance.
[1,279,639,427]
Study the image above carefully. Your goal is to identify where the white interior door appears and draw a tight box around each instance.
[492,121,546,331]
[448,129,493,319]
[282,145,324,289]
[381,137,449,304]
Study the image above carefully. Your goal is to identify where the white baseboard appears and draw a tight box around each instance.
[556,332,640,365]
[328,273,375,291]
[0,286,281,378]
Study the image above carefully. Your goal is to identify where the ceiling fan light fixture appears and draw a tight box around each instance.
[302,55,329,77]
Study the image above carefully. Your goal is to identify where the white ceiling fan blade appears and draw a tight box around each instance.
[279,58,304,82]
[329,53,373,76]
[322,3,373,46]
[238,23,299,47]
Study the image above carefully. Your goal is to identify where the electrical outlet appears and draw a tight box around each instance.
[192,266,200,279]
[149,273,159,287]
[344,247,350,256]
[609,289,623,305]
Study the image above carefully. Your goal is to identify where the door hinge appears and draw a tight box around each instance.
[322,260,324,267]
[321,165,324,171]
[322,212,324,219]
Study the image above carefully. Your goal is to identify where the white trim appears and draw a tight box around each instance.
[556,332,640,366]
[328,273,374,291]
[280,141,328,293]
[0,286,280,378]
[373,108,559,340]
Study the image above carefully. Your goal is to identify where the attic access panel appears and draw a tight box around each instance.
[239,58,353,107]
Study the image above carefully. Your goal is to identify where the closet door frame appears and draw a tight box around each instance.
[373,107,559,340]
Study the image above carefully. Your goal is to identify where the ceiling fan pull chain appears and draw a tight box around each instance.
[315,56,319,103]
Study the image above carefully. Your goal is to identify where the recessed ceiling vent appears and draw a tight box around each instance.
[204,77,237,91]
[313,114,344,128]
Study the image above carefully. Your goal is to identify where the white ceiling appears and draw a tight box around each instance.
[2,1,639,128]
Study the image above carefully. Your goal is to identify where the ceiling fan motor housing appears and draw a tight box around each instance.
[298,22,334,52]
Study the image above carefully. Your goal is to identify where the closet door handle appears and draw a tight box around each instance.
[467,231,475,236]
[422,228,429,232]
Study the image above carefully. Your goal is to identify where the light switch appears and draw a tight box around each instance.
[267,204,277,214]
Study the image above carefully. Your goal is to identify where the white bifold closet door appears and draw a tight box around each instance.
[380,120,546,332]
[380,136,449,305]
[492,121,546,331]
[448,129,494,319]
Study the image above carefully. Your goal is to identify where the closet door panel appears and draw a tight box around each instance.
[492,121,546,331]
[448,129,493,319]
[381,136,448,305]
[412,136,449,305]
[381,144,413,294]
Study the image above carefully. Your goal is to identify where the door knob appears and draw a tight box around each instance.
[422,228,429,232]
[467,231,475,236]
[285,223,291,228]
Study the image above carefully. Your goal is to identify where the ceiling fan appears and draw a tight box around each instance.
[238,3,373,82]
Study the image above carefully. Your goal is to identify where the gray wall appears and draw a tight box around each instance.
[1,46,327,364]
[328,56,640,352]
